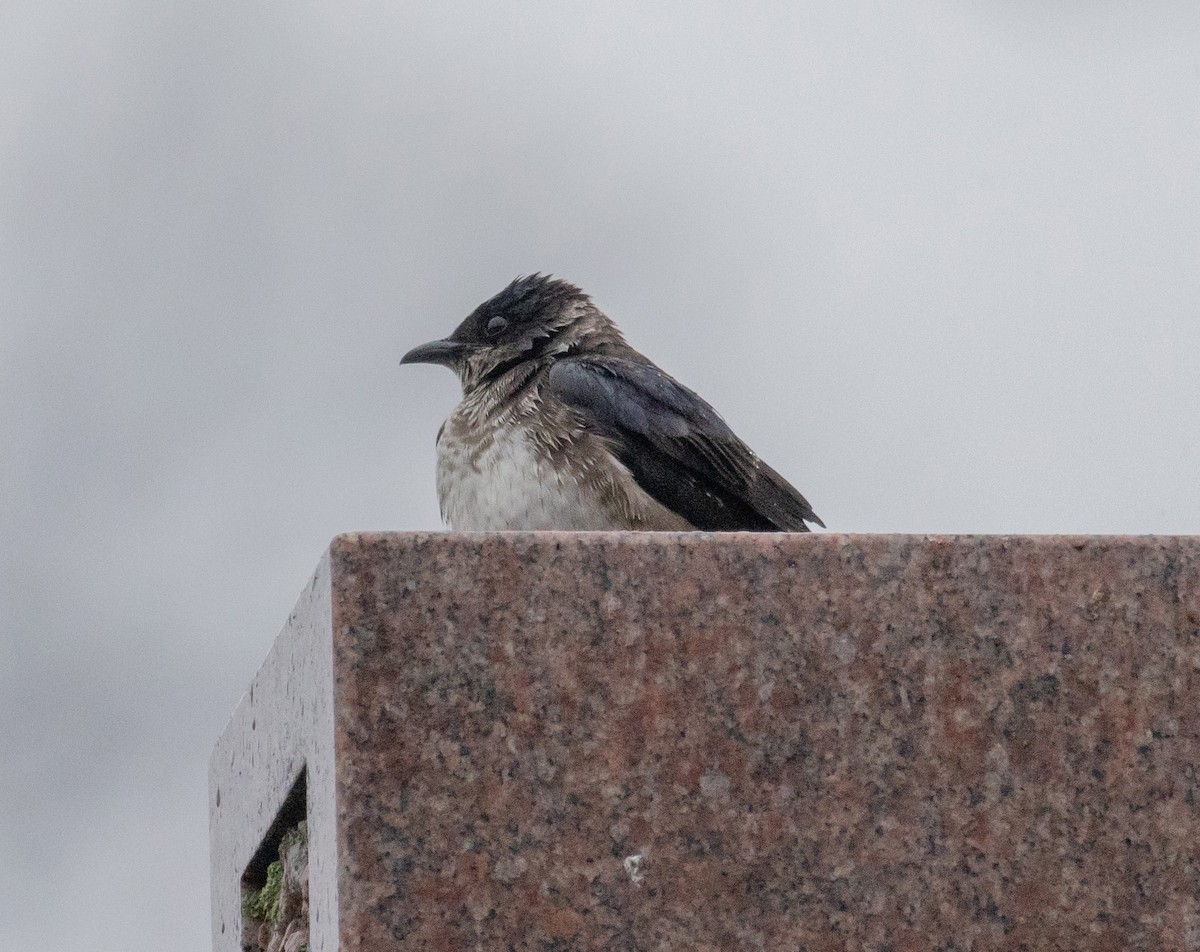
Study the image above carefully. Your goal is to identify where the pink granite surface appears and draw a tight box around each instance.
[212,533,1200,951]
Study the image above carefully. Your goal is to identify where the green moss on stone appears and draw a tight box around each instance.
[242,860,284,923]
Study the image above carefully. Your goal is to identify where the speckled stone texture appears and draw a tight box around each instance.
[212,533,1200,951]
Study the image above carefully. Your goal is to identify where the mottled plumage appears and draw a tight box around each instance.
[401,274,823,532]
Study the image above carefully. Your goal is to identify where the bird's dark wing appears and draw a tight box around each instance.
[546,355,823,532]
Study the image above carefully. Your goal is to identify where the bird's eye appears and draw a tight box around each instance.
[486,316,508,336]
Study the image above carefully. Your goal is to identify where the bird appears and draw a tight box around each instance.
[400,274,823,532]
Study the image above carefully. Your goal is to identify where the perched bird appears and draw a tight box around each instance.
[401,274,823,532]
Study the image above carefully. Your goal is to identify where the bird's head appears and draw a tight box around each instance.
[401,274,624,392]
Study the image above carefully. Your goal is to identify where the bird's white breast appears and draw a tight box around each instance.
[435,420,622,530]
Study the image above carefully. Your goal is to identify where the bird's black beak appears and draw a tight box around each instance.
[400,338,466,367]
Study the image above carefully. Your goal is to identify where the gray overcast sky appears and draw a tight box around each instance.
[2,2,1199,948]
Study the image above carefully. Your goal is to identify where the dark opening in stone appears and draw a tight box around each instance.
[240,768,309,952]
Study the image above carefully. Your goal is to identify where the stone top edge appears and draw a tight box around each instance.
[329,530,1199,552]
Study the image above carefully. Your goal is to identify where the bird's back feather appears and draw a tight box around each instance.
[546,355,823,532]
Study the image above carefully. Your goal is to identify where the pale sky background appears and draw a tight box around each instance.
[2,2,1199,949]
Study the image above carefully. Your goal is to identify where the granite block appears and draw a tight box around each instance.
[211,533,1200,951]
